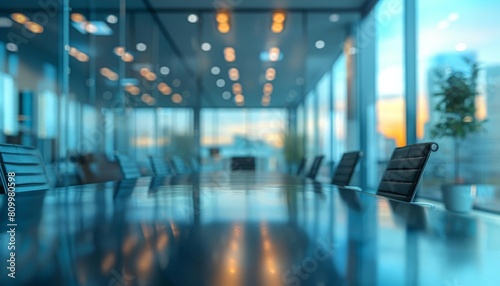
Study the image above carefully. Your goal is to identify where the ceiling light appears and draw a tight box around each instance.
[6,43,18,52]
[0,17,13,27]
[172,93,183,104]
[216,11,229,23]
[71,13,86,23]
[136,43,147,52]
[224,47,236,62]
[100,68,118,81]
[211,66,220,75]
[25,21,44,34]
[271,22,284,33]
[229,68,239,81]
[232,83,242,94]
[188,14,199,23]
[234,94,244,104]
[329,14,340,22]
[160,66,170,75]
[455,42,467,52]
[173,79,181,87]
[272,12,286,23]
[106,14,118,24]
[201,42,212,51]
[121,52,134,62]
[77,53,89,62]
[315,40,325,49]
[222,91,231,100]
[114,46,125,56]
[85,22,98,33]
[296,77,304,86]
[263,83,273,95]
[158,83,172,95]
[216,79,226,87]
[140,68,150,77]
[269,47,280,62]
[125,85,140,96]
[10,13,29,24]
[265,68,276,81]
[146,72,157,81]
[218,22,230,33]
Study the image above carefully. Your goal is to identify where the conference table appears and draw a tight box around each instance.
[1,171,499,285]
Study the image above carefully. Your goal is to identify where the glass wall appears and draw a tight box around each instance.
[201,109,286,171]
[417,0,500,211]
[317,72,333,178]
[375,0,405,179]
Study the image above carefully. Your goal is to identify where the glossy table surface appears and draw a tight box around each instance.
[1,172,500,286]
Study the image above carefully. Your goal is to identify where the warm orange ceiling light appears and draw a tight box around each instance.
[218,22,230,33]
[172,93,183,104]
[25,21,44,34]
[216,11,229,23]
[140,68,150,77]
[71,13,86,23]
[234,94,244,104]
[11,13,29,24]
[265,68,276,81]
[121,52,134,63]
[224,47,236,62]
[229,68,239,81]
[273,12,286,23]
[232,83,242,94]
[271,22,284,33]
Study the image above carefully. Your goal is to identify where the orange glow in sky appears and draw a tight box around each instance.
[376,95,430,147]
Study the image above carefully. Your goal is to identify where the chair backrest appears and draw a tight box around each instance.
[306,155,324,180]
[115,154,141,180]
[332,151,362,186]
[0,143,51,193]
[149,156,171,177]
[377,142,438,202]
[170,156,190,174]
[231,156,256,171]
[296,158,306,176]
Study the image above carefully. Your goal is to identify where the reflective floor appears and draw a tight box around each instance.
[1,172,500,285]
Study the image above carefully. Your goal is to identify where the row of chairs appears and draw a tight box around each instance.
[300,142,438,203]
[115,154,195,180]
[1,142,438,203]
[0,143,196,194]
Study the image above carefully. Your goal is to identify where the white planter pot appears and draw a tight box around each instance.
[441,184,477,213]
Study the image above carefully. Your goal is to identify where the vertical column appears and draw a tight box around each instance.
[287,107,297,134]
[405,0,417,145]
[0,42,5,143]
[193,105,201,160]
[353,11,378,189]
[58,0,70,180]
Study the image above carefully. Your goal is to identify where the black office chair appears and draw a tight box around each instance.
[115,154,141,180]
[170,156,190,174]
[306,155,324,180]
[149,156,172,177]
[0,143,51,193]
[332,151,362,186]
[377,142,438,202]
[296,158,306,176]
[231,156,256,171]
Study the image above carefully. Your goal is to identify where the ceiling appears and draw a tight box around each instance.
[0,0,375,108]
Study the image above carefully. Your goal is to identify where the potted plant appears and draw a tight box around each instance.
[282,131,304,174]
[430,57,486,212]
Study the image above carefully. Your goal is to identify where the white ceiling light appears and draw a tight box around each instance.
[315,40,325,49]
[188,14,199,23]
[329,14,340,22]
[222,91,231,100]
[136,43,147,52]
[106,15,118,24]
[6,43,18,52]
[211,66,221,75]
[216,79,226,87]
[0,17,13,27]
[160,66,170,75]
[201,42,212,51]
